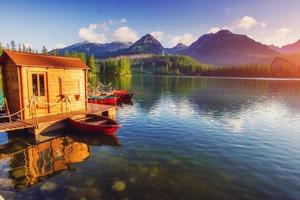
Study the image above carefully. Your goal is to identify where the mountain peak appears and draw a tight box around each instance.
[174,43,188,48]
[215,29,233,35]
[187,30,279,65]
[134,34,161,45]
[279,39,300,54]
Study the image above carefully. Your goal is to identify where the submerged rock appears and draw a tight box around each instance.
[129,177,136,183]
[111,180,126,192]
[149,167,159,177]
[40,182,57,192]
[67,186,77,192]
[0,178,13,188]
[85,179,95,186]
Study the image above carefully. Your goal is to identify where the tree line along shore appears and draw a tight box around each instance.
[1,41,299,78]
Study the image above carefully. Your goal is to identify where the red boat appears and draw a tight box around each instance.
[113,90,134,101]
[68,114,121,135]
[88,95,119,105]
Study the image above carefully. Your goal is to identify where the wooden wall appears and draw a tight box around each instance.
[21,67,87,119]
[2,58,21,116]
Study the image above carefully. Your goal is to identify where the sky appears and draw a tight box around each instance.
[0,0,300,50]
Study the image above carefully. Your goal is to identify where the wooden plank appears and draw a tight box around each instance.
[0,120,35,132]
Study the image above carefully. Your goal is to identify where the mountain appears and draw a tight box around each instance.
[103,34,169,58]
[167,43,188,54]
[270,57,299,72]
[55,41,132,57]
[276,40,300,54]
[181,30,280,66]
[268,45,282,53]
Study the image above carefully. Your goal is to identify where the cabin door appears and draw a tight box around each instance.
[29,72,49,116]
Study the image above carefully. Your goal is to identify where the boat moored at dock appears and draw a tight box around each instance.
[68,114,121,135]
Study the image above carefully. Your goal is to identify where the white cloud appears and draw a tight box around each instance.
[168,33,197,47]
[209,27,221,33]
[120,18,126,23]
[55,43,65,48]
[78,23,107,43]
[260,22,267,28]
[113,26,138,42]
[265,28,292,46]
[232,16,257,30]
[150,31,164,42]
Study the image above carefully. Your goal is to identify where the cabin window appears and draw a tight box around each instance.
[32,74,38,96]
[32,74,46,96]
[39,74,45,96]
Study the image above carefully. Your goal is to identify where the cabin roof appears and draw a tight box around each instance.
[0,50,88,69]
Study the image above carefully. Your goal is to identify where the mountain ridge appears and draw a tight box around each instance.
[180,30,280,65]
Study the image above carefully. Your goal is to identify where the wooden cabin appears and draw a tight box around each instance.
[0,50,88,120]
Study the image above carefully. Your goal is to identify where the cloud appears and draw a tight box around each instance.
[150,31,164,42]
[265,28,292,46]
[78,23,107,43]
[232,16,257,30]
[260,22,267,28]
[209,27,221,33]
[120,18,126,23]
[55,43,65,49]
[168,33,197,47]
[113,26,138,42]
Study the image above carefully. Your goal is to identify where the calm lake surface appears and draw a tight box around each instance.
[1,75,300,200]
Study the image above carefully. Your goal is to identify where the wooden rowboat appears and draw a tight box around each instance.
[88,95,119,105]
[113,90,134,101]
[68,114,121,135]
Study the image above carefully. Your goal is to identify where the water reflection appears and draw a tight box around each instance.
[0,133,120,190]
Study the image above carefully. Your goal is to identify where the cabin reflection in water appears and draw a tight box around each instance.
[0,133,120,189]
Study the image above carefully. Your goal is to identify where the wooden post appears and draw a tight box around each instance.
[4,98,12,123]
[33,97,38,126]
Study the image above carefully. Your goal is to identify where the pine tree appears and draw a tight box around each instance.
[18,43,21,51]
[22,44,26,52]
[88,54,97,75]
[78,52,86,64]
[10,40,16,50]
[70,50,77,58]
[0,42,3,55]
[64,50,70,57]
[42,45,48,54]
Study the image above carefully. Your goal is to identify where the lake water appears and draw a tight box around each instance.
[1,75,300,200]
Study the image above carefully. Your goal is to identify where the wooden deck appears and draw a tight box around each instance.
[0,121,34,132]
[0,103,116,134]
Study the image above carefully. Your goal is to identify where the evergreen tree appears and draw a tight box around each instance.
[10,40,16,50]
[70,50,78,58]
[51,49,59,56]
[78,52,87,64]
[22,44,26,52]
[42,45,48,54]
[18,43,21,51]
[0,42,3,55]
[88,54,97,75]
[64,50,70,57]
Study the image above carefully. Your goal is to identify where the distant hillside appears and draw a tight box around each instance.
[181,30,280,66]
[271,40,300,54]
[166,43,189,54]
[54,41,132,57]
